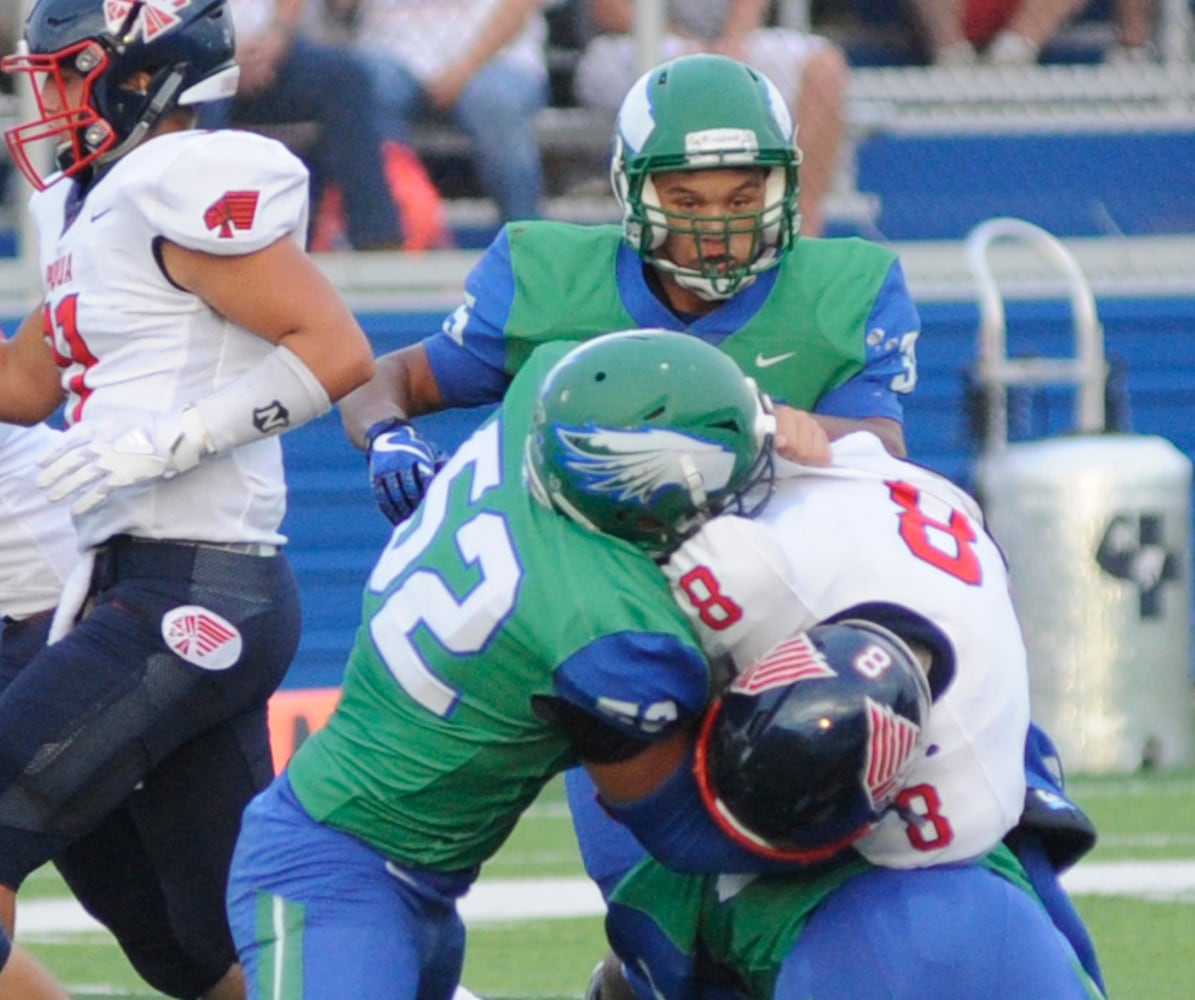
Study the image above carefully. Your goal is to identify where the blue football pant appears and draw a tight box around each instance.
[775,865,1099,999]
[227,773,473,1000]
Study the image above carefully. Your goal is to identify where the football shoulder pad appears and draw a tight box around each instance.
[124,130,309,256]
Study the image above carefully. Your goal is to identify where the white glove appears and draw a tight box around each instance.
[37,408,212,515]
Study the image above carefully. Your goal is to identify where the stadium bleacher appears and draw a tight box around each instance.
[403,0,1195,245]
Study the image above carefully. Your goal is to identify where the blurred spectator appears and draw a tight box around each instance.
[326,0,549,224]
[0,5,17,92]
[1107,0,1158,62]
[204,0,406,250]
[902,0,1094,65]
[573,0,848,237]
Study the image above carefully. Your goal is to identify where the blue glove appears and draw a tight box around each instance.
[366,417,446,524]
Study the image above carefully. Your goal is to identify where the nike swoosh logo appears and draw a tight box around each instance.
[755,351,796,368]
[371,434,428,457]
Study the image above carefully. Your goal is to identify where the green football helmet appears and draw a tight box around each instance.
[611,54,801,301]
[525,329,777,556]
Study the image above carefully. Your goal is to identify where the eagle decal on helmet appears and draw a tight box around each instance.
[554,426,737,505]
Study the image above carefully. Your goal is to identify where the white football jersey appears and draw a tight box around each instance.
[28,129,310,549]
[666,433,1029,867]
[0,423,77,619]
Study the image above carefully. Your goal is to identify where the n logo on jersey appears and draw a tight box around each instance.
[865,696,921,808]
[161,604,243,671]
[555,426,736,504]
[204,190,261,238]
[730,633,836,695]
[106,0,192,42]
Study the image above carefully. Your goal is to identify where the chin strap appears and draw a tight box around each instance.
[96,66,186,166]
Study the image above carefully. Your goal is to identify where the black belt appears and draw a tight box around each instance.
[92,535,280,587]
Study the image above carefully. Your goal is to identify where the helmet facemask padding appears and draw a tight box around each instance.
[98,63,187,166]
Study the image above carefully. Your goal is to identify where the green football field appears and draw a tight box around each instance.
[17,768,1195,999]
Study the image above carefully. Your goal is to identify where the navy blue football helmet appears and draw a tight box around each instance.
[2,0,239,188]
[695,620,932,863]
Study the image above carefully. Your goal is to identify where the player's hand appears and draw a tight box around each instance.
[366,417,446,524]
[37,410,209,515]
[773,406,832,466]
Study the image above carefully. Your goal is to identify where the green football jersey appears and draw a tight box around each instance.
[498,221,899,408]
[286,341,710,871]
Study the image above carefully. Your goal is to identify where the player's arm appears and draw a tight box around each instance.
[582,730,799,875]
[772,408,904,464]
[0,939,71,1000]
[0,310,66,425]
[339,230,521,523]
[550,636,799,876]
[338,343,445,450]
[340,226,521,449]
[810,257,919,459]
[38,239,374,515]
[160,235,374,402]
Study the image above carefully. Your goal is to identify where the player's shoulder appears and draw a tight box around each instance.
[110,129,303,189]
[502,219,623,256]
[106,129,309,254]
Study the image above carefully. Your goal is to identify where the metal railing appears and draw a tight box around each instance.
[967,217,1108,455]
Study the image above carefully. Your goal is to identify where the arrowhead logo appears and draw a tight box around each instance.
[204,190,261,239]
[864,696,921,808]
[106,0,192,42]
[161,604,243,670]
[730,633,836,695]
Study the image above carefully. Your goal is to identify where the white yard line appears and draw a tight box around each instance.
[14,861,1195,941]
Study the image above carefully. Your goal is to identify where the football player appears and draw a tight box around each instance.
[571,431,1103,996]
[0,1,373,996]
[602,622,1104,1000]
[224,330,818,1000]
[335,52,921,525]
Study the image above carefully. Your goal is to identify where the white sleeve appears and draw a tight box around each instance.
[142,131,310,255]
